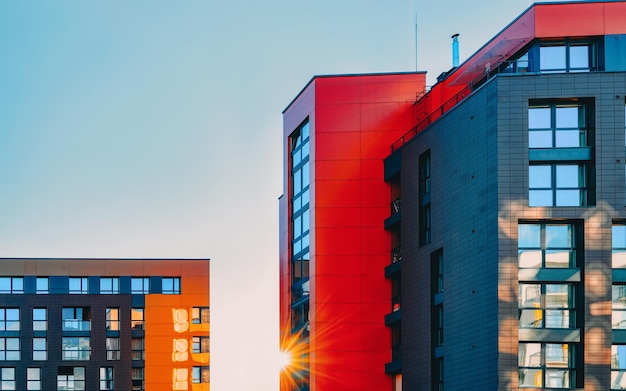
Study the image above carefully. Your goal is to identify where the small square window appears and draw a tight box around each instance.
[100,278,119,294]
[192,336,209,353]
[131,278,150,294]
[192,307,210,324]
[69,277,89,294]
[192,366,210,383]
[162,277,181,294]
[0,338,20,360]
[36,278,48,294]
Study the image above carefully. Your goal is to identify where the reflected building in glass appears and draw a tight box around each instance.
[279,1,626,390]
[0,258,210,391]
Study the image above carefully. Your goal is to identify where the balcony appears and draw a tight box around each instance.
[384,198,402,230]
[385,344,402,375]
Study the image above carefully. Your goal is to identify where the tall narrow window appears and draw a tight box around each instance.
[106,308,119,331]
[528,100,594,207]
[612,345,626,390]
[27,367,41,390]
[419,150,432,246]
[100,367,114,390]
[36,277,48,294]
[132,367,144,391]
[32,338,47,361]
[106,338,120,360]
[131,338,144,360]
[131,308,144,330]
[33,308,47,331]
[615,224,626,268]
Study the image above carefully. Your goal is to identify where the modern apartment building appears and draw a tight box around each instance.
[279,1,626,390]
[0,258,210,391]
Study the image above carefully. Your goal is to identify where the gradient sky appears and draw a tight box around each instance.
[0,1,576,390]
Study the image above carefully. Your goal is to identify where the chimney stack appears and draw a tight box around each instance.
[452,33,460,68]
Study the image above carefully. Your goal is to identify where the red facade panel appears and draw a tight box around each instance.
[281,73,426,391]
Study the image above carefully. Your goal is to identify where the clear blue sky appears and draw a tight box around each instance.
[0,1,573,389]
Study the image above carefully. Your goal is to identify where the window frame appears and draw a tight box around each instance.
[518,222,580,269]
[27,367,41,390]
[100,367,114,391]
[161,277,181,294]
[61,337,91,361]
[69,277,89,294]
[0,338,20,361]
[0,308,19,332]
[519,342,578,388]
[32,337,47,361]
[192,336,210,354]
[99,278,119,295]
[131,278,150,294]
[0,277,23,294]
[192,307,210,324]
[519,283,577,329]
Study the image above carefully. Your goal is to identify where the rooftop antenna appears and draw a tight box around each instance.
[452,33,460,68]
[414,0,418,71]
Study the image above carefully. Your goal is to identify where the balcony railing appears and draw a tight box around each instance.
[62,320,91,331]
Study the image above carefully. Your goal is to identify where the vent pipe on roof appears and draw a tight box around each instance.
[452,33,460,68]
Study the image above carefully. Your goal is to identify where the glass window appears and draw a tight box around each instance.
[192,307,210,324]
[613,285,626,329]
[32,338,47,361]
[612,345,626,389]
[519,223,577,269]
[132,367,144,391]
[0,309,19,331]
[100,278,119,294]
[162,277,180,294]
[540,45,566,72]
[62,307,91,331]
[106,308,119,331]
[519,343,576,388]
[192,366,210,384]
[529,105,586,149]
[540,42,591,73]
[100,367,114,390]
[0,277,23,294]
[192,336,210,353]
[131,338,144,361]
[69,278,88,294]
[62,338,90,361]
[27,367,41,390]
[131,308,144,330]
[57,367,85,391]
[36,277,48,294]
[529,164,586,207]
[131,278,149,294]
[519,284,576,328]
[614,224,626,268]
[0,338,20,360]
[33,308,47,331]
[0,368,15,390]
[106,338,120,361]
